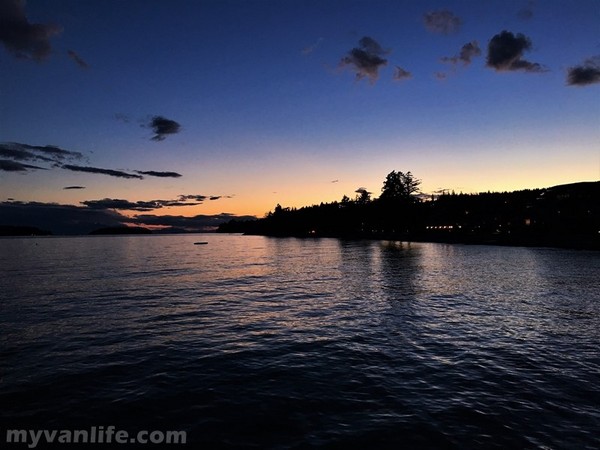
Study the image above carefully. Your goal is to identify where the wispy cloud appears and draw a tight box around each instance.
[61,164,144,179]
[0,0,62,61]
[67,49,89,69]
[517,0,535,21]
[63,186,86,190]
[434,72,448,81]
[135,170,182,178]
[340,36,389,83]
[566,56,600,87]
[0,142,186,181]
[0,142,83,163]
[302,37,323,55]
[423,10,461,35]
[0,159,46,172]
[393,66,412,82]
[486,31,547,73]
[114,113,131,124]
[148,116,181,141]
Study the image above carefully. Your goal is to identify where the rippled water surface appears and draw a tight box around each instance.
[1,235,599,448]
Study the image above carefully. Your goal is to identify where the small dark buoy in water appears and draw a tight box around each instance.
[194,242,208,245]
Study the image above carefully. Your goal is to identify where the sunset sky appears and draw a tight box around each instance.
[1,0,599,233]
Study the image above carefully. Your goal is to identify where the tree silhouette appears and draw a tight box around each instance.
[380,170,421,201]
[355,187,371,204]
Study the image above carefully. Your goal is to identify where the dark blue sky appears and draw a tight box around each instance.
[1,0,599,223]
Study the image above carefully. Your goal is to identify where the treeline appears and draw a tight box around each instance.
[218,171,600,250]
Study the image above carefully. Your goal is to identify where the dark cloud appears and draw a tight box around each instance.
[81,199,159,211]
[178,194,208,202]
[441,41,481,66]
[134,170,182,178]
[434,72,448,81]
[131,213,257,232]
[0,142,83,163]
[63,186,86,190]
[209,195,233,200]
[67,49,89,69]
[566,56,600,86]
[80,195,212,211]
[340,36,389,83]
[61,164,144,179]
[423,10,461,35]
[149,116,181,141]
[0,0,62,61]
[393,66,412,82]
[486,31,547,73]
[0,159,46,172]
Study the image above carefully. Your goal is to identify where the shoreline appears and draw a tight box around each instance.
[239,231,600,251]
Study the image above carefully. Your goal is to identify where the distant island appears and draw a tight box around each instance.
[0,225,52,236]
[89,226,152,235]
[218,172,599,251]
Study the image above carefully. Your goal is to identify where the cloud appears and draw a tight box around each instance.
[63,186,86,190]
[131,213,257,232]
[393,66,412,82]
[114,113,131,123]
[486,31,547,73]
[82,199,170,211]
[441,41,481,66]
[0,0,62,61]
[340,36,389,83]
[434,72,448,81]
[566,56,600,86]
[148,116,181,141]
[423,10,461,35]
[302,37,323,55]
[517,1,535,21]
[61,164,144,179]
[178,194,208,202]
[0,159,46,172]
[134,170,182,178]
[0,142,83,163]
[67,49,89,69]
[0,142,184,181]
[80,193,234,211]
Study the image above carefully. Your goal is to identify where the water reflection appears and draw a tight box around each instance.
[1,235,599,448]
[377,240,421,302]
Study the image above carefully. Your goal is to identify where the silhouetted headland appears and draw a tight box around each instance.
[218,172,599,251]
[89,226,152,235]
[0,225,52,236]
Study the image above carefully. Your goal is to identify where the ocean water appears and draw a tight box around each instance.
[0,234,599,449]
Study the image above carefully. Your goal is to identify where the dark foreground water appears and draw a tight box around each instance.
[1,235,599,449]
